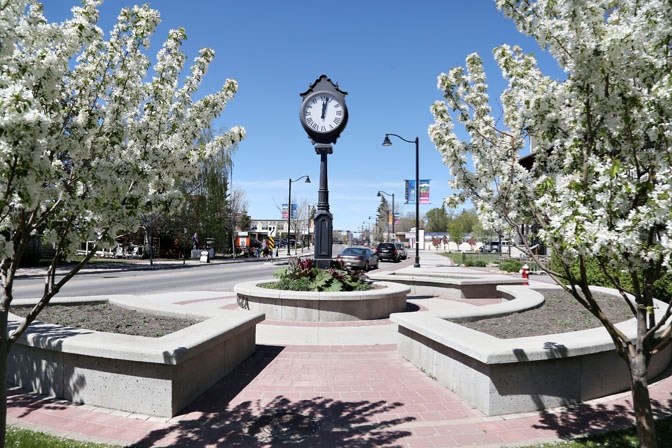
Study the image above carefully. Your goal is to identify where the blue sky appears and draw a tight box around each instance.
[43,0,561,234]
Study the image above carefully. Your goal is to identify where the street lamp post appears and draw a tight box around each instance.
[183,228,187,265]
[383,134,420,267]
[377,190,395,243]
[287,176,311,256]
[230,162,235,260]
[307,206,314,250]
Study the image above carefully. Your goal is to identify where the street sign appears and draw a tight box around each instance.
[268,236,275,251]
[269,226,276,237]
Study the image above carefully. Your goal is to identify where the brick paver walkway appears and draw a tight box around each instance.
[8,253,672,447]
[8,339,672,447]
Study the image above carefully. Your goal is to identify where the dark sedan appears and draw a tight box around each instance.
[336,246,379,271]
[376,242,401,262]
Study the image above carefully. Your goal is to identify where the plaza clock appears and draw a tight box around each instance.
[299,75,348,144]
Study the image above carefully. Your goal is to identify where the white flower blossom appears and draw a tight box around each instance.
[1,1,244,276]
[430,4,672,437]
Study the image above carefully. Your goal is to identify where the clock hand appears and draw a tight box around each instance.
[321,98,328,120]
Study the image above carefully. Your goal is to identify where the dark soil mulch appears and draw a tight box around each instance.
[463,288,634,338]
[12,303,200,338]
[12,289,635,340]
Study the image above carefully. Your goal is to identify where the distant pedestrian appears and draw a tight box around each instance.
[262,239,269,259]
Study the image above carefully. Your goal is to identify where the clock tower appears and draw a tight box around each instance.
[299,76,348,268]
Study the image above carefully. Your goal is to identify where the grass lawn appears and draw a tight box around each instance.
[6,426,120,447]
[441,251,501,265]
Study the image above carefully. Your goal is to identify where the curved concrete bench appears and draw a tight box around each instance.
[390,285,672,416]
[8,296,264,417]
[368,270,525,299]
[234,280,411,321]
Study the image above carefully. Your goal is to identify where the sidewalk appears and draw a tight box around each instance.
[8,251,671,447]
[15,248,302,278]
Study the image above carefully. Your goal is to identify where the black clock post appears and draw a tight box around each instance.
[299,75,348,269]
[313,143,333,269]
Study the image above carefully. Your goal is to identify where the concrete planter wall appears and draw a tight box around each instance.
[234,280,410,322]
[390,285,672,416]
[367,270,525,299]
[8,296,264,417]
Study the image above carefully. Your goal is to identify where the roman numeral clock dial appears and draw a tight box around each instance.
[302,92,343,133]
[299,77,348,145]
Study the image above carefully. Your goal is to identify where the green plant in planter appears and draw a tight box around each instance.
[267,258,372,292]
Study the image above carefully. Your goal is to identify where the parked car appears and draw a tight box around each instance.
[279,239,297,248]
[480,240,511,253]
[336,246,379,271]
[394,242,408,260]
[376,242,401,262]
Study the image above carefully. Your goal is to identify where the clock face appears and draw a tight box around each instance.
[301,92,345,134]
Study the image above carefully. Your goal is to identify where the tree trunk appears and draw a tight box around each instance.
[630,352,657,448]
[0,328,8,448]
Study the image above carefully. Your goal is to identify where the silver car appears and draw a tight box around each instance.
[394,243,408,260]
[336,246,379,271]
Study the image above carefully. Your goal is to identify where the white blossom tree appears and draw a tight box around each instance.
[0,0,244,444]
[429,1,671,446]
[229,186,249,255]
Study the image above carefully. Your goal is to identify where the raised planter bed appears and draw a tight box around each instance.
[390,285,672,416]
[233,280,410,322]
[8,296,264,417]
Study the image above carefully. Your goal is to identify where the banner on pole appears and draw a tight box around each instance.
[281,203,298,219]
[405,179,431,204]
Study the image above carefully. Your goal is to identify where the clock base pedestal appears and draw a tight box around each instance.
[313,210,333,269]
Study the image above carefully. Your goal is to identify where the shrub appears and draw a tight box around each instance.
[464,259,487,267]
[550,255,672,303]
[266,258,371,292]
[499,259,523,273]
[653,273,672,303]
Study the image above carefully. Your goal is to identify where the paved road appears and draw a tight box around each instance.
[12,259,281,300]
[11,244,355,300]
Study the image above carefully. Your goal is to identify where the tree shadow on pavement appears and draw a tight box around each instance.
[532,397,672,441]
[131,395,414,447]
[514,347,672,441]
[130,345,415,447]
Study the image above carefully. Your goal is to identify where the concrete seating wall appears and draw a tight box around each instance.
[8,296,264,417]
[367,271,526,299]
[390,285,672,416]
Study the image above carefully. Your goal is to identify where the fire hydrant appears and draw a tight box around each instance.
[520,264,530,285]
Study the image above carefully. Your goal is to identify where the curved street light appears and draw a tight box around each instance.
[377,190,395,243]
[382,134,420,267]
[288,175,311,256]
